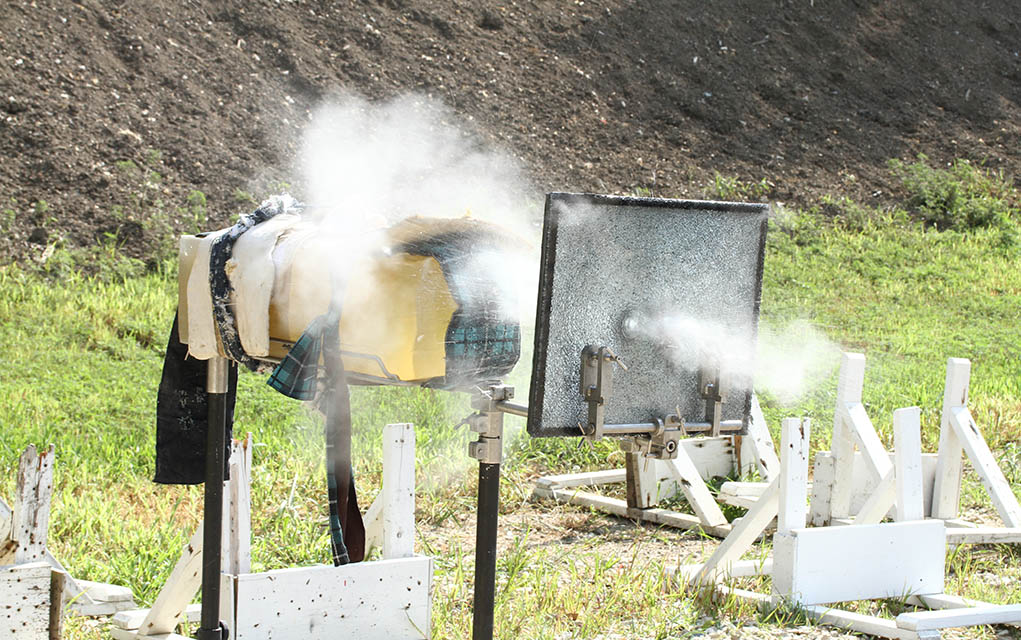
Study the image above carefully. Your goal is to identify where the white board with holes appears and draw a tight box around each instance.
[231,556,432,639]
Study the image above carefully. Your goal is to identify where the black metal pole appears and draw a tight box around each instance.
[472,461,501,640]
[198,357,229,640]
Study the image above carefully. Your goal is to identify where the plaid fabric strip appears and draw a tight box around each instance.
[266,314,326,401]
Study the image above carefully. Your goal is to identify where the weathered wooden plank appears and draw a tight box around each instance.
[0,562,53,639]
[672,557,772,581]
[946,527,1021,545]
[136,525,204,636]
[534,487,732,537]
[949,407,1021,528]
[894,408,925,522]
[536,469,624,489]
[720,481,770,497]
[625,452,658,509]
[842,402,894,479]
[746,395,780,480]
[225,434,253,575]
[778,418,810,535]
[720,584,924,640]
[693,476,780,584]
[666,450,727,527]
[11,445,55,565]
[112,604,202,631]
[932,358,970,520]
[896,605,1021,631]
[383,423,416,559]
[362,492,384,555]
[830,352,867,521]
[233,557,432,639]
[774,520,945,606]
[853,470,896,524]
[810,452,939,526]
[48,569,64,640]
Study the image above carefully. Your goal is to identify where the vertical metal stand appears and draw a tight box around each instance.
[467,385,510,640]
[198,356,230,640]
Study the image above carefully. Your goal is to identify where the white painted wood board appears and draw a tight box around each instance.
[946,527,1021,545]
[363,492,384,554]
[894,407,925,522]
[932,358,970,520]
[666,451,727,527]
[896,604,1021,631]
[232,556,433,640]
[773,520,945,605]
[949,407,1021,527]
[626,452,660,508]
[778,418,809,535]
[717,584,925,640]
[532,487,732,537]
[809,452,939,526]
[136,524,203,636]
[383,423,416,559]
[0,562,53,640]
[112,603,202,631]
[830,352,866,520]
[746,395,780,480]
[693,476,780,584]
[11,445,55,565]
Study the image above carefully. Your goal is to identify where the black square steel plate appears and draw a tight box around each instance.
[527,193,769,438]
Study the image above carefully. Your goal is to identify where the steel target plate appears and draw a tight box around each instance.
[526,192,769,438]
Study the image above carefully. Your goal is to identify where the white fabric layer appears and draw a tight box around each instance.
[227,213,301,357]
[184,229,228,360]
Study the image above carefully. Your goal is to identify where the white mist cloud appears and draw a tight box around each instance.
[623,311,841,406]
[756,319,842,405]
[299,92,536,240]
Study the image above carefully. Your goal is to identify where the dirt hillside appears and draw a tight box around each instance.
[1,0,1018,263]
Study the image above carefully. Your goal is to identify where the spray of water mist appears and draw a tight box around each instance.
[294,92,539,482]
[625,312,841,407]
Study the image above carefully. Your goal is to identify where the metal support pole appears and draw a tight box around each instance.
[467,384,510,640]
[472,461,500,640]
[198,356,230,640]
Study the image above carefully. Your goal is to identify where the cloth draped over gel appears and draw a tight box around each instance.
[155,195,523,564]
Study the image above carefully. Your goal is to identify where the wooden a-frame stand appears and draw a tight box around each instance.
[672,352,1021,639]
[1,444,136,620]
[111,425,432,640]
[532,396,781,537]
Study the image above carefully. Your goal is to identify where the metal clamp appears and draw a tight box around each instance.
[700,365,727,437]
[580,345,627,440]
[618,414,683,459]
[467,384,511,465]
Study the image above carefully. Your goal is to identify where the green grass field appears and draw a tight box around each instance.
[1,159,1019,638]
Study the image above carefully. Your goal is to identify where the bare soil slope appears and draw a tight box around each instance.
[1,0,1018,262]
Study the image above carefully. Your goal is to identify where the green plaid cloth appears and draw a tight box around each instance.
[266,314,330,400]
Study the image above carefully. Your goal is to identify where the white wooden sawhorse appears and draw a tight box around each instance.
[532,395,780,537]
[811,353,1021,544]
[111,425,431,640]
[1,444,135,618]
[675,414,1021,639]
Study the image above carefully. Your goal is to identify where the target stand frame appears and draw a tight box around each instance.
[111,426,432,640]
[532,394,780,537]
[674,412,1021,640]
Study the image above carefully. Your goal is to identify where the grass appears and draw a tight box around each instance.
[2,157,1020,638]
